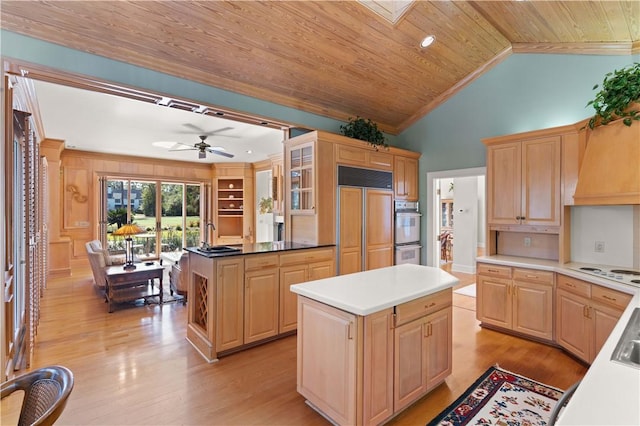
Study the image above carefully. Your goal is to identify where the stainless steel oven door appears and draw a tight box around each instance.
[395,212,421,244]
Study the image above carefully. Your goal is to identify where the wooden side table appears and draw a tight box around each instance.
[105,263,164,313]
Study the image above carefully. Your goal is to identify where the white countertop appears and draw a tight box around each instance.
[290,264,458,316]
[478,255,640,426]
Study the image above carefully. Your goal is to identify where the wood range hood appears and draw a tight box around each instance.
[573,119,640,205]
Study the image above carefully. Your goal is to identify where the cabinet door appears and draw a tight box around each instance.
[521,136,561,226]
[297,297,357,426]
[288,142,315,212]
[425,307,452,391]
[309,260,335,281]
[487,142,521,225]
[556,289,590,363]
[394,318,427,412]
[404,157,418,201]
[339,186,363,275]
[363,308,394,425]
[394,156,407,199]
[244,268,279,344]
[591,302,623,363]
[365,189,394,270]
[216,258,244,352]
[279,265,307,333]
[477,275,512,329]
[512,281,553,340]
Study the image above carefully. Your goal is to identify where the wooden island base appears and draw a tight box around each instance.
[296,287,453,426]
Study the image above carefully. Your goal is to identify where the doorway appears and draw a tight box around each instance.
[426,168,486,273]
[103,178,202,260]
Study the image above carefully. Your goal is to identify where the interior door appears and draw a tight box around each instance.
[365,189,393,270]
[339,187,363,275]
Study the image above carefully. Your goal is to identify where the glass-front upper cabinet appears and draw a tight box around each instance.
[289,142,314,212]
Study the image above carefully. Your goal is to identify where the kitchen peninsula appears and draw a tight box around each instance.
[184,242,335,362]
[291,264,458,426]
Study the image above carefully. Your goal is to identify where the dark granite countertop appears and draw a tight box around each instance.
[184,242,335,258]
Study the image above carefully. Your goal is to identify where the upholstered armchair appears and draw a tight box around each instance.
[85,240,125,288]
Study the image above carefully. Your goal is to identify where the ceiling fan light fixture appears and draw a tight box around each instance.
[198,150,206,159]
[420,35,435,48]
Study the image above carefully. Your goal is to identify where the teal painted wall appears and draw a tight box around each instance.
[398,54,638,173]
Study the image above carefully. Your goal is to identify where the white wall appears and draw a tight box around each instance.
[570,205,639,268]
[255,170,273,243]
[477,176,485,248]
[451,176,478,274]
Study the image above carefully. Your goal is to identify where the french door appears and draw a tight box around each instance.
[101,178,205,260]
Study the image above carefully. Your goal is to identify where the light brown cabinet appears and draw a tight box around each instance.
[215,257,245,352]
[284,131,419,246]
[394,305,452,412]
[338,186,393,275]
[477,263,554,341]
[214,164,254,245]
[297,288,451,425]
[393,155,418,201]
[187,247,336,362]
[244,254,279,344]
[279,248,335,333]
[486,136,561,227]
[336,144,393,171]
[556,274,632,363]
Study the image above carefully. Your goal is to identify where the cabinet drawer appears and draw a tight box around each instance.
[556,274,591,298]
[477,263,512,279]
[368,151,393,170]
[395,289,452,327]
[280,248,334,266]
[336,145,366,164]
[513,268,554,285]
[245,254,279,271]
[592,285,632,310]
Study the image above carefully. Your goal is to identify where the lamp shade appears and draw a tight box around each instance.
[113,222,145,236]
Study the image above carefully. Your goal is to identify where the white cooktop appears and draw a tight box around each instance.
[566,263,640,288]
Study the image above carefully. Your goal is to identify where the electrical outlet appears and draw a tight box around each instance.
[524,237,531,247]
[595,241,605,253]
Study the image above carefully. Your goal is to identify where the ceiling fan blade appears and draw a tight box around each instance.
[168,142,198,151]
[181,123,206,133]
[206,148,235,158]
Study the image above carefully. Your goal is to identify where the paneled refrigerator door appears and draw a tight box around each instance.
[337,187,393,275]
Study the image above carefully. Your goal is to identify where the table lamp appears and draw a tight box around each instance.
[113,222,145,270]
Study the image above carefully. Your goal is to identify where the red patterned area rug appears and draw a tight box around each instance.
[427,366,564,426]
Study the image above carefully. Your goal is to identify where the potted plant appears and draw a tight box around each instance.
[339,116,388,150]
[586,62,640,129]
[259,196,273,214]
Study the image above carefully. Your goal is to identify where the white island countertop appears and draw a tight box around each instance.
[290,264,458,316]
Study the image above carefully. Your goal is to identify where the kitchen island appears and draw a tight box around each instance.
[291,264,458,426]
[185,242,336,362]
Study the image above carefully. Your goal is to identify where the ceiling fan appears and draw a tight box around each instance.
[169,135,235,159]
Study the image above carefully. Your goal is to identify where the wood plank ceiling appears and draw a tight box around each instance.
[2,1,639,135]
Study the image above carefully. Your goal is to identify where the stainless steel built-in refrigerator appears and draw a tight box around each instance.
[336,166,394,275]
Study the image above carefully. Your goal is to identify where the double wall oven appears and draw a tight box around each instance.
[394,201,421,265]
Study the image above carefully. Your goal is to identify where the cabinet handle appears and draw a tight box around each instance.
[602,295,617,302]
[425,302,436,309]
[587,306,592,319]
[424,322,432,337]
[348,322,354,340]
[525,274,538,279]
[488,269,500,273]
[565,282,576,288]
[391,313,396,329]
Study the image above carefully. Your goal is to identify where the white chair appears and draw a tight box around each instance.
[85,240,125,289]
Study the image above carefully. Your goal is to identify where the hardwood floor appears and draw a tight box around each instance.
[2,265,587,425]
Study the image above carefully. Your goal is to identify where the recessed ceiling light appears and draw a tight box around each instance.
[246,150,253,154]
[420,35,435,48]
